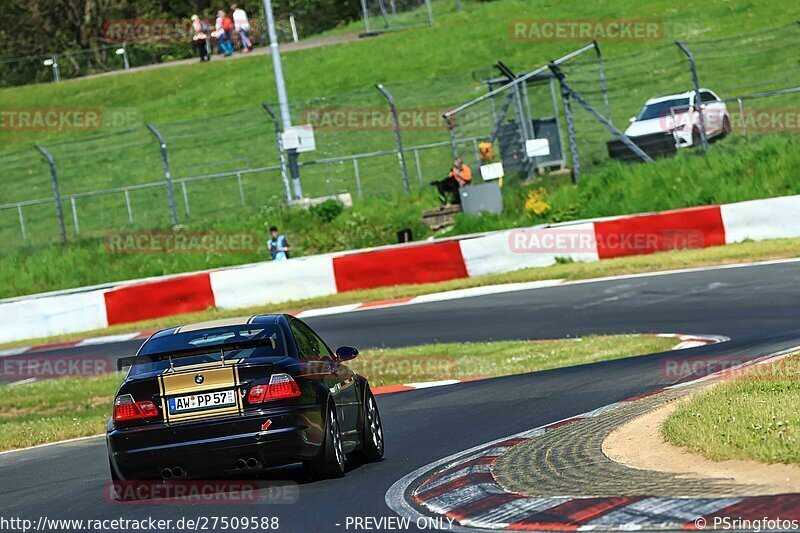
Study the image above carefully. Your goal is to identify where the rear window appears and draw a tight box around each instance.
[130,324,286,376]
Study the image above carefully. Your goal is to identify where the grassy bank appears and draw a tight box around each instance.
[3,235,799,350]
[3,132,800,299]
[0,335,676,452]
[663,354,800,465]
[0,0,798,259]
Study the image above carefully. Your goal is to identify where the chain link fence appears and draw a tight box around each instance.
[360,0,434,35]
[3,23,799,253]
[0,75,486,252]
[552,22,800,176]
[0,12,307,88]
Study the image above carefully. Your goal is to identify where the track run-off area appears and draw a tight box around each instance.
[3,259,800,532]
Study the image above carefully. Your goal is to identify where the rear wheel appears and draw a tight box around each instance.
[721,116,731,138]
[308,402,345,479]
[691,128,702,147]
[109,458,123,500]
[355,391,384,461]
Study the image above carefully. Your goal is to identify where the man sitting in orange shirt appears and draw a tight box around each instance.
[431,157,472,205]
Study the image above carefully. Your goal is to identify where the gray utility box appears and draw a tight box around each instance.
[460,182,503,215]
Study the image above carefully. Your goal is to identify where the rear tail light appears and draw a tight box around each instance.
[247,373,301,404]
[114,394,159,422]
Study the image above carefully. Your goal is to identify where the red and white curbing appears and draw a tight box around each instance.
[390,346,799,531]
[656,333,730,350]
[2,193,799,344]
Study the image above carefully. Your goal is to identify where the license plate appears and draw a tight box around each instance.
[168,390,236,414]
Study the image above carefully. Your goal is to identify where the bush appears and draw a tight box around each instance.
[309,200,344,222]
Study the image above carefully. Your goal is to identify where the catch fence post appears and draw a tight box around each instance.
[376,84,410,192]
[262,103,294,206]
[145,124,179,227]
[676,41,708,153]
[35,143,67,244]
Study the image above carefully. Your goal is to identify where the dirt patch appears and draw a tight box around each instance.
[603,396,800,496]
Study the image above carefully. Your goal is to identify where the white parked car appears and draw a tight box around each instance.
[624,89,731,148]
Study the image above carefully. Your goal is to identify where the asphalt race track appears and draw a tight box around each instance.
[3,260,800,532]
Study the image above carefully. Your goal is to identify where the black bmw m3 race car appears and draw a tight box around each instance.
[107,314,384,482]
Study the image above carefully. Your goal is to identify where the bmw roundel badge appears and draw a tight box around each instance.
[195,374,204,384]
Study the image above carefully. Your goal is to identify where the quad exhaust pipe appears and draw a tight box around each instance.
[160,466,186,479]
[234,457,261,470]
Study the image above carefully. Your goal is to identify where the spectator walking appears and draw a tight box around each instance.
[214,10,234,56]
[267,226,291,261]
[232,4,253,53]
[190,15,210,62]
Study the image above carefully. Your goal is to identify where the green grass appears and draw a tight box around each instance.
[2,234,798,350]
[2,132,799,299]
[0,0,798,254]
[663,354,800,465]
[0,334,676,451]
[1,0,799,300]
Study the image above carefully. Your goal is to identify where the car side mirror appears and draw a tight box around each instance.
[335,346,359,361]
[628,116,636,123]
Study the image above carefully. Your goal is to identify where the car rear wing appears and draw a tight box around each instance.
[116,337,277,371]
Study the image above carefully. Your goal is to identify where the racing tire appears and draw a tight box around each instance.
[308,401,345,479]
[354,390,384,461]
[691,128,702,148]
[721,116,731,138]
[109,458,123,501]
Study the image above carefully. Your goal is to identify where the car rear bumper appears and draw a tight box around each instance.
[107,404,323,480]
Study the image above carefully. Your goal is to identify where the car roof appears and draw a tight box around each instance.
[150,314,283,338]
[644,90,695,104]
[643,88,718,105]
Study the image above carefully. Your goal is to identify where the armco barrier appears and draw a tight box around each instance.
[210,254,338,310]
[2,194,800,343]
[721,194,800,244]
[104,273,215,325]
[459,223,600,277]
[0,291,108,343]
[594,205,726,259]
[333,241,468,292]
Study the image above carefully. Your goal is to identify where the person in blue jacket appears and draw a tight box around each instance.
[267,226,290,261]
